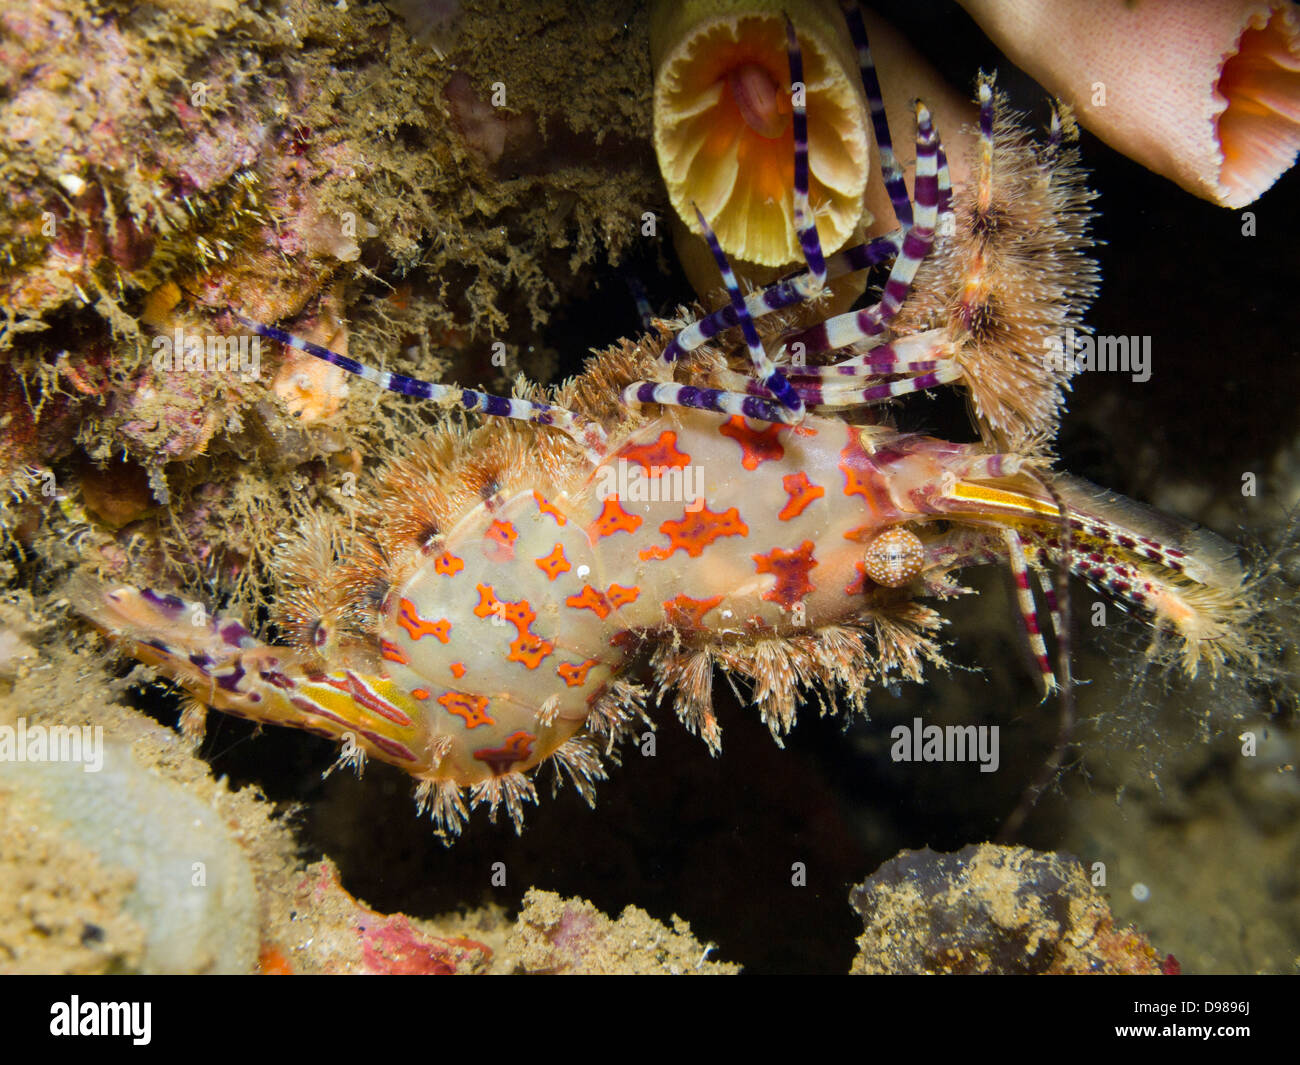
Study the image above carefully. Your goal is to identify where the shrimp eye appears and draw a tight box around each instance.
[863,528,925,587]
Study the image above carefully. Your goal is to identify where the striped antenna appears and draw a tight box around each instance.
[785,15,827,297]
[233,314,608,457]
[624,275,657,332]
[781,100,942,360]
[659,230,902,364]
[1002,528,1058,696]
[977,75,995,215]
[621,380,798,424]
[692,205,803,415]
[840,1,914,228]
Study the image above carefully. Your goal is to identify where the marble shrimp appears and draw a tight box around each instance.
[73,11,1257,838]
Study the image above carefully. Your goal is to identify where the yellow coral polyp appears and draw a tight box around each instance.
[652,0,871,267]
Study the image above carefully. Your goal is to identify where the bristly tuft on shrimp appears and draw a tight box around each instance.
[887,80,1101,452]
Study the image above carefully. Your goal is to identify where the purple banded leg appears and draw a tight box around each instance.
[828,230,904,273]
[790,362,962,408]
[656,12,869,370]
[1036,477,1073,695]
[783,330,954,379]
[620,380,799,425]
[716,358,961,408]
[712,330,959,402]
[782,101,942,361]
[952,450,1027,481]
[659,230,902,364]
[1035,570,1065,648]
[233,314,609,459]
[977,77,995,216]
[1002,528,1058,696]
[716,359,953,396]
[693,205,803,415]
[785,16,827,300]
[653,8,949,375]
[840,0,913,228]
[936,141,953,216]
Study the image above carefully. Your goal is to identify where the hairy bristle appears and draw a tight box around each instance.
[651,645,722,755]
[894,83,1099,451]
[414,777,469,842]
[469,772,537,834]
[272,513,364,658]
[549,734,609,807]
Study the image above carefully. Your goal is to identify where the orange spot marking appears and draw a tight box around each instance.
[397,598,451,643]
[778,471,824,521]
[639,504,749,561]
[557,658,598,687]
[566,584,611,619]
[449,662,466,679]
[438,691,494,729]
[473,584,554,670]
[507,630,553,670]
[838,430,886,513]
[434,551,465,576]
[535,543,571,581]
[474,730,535,775]
[485,519,518,562]
[752,541,818,609]
[411,687,431,700]
[533,490,567,526]
[719,415,785,470]
[842,525,881,544]
[380,638,409,664]
[590,496,643,539]
[473,584,500,619]
[619,430,690,475]
[845,561,871,595]
[662,594,724,630]
[607,583,640,608]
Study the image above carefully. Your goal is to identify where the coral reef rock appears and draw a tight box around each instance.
[507,888,740,974]
[849,844,1168,975]
[277,860,498,975]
